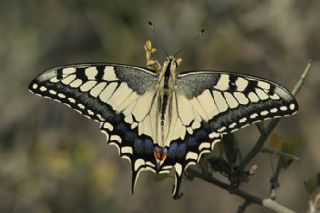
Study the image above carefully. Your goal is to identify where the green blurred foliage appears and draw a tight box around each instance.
[0,0,320,213]
[269,132,303,155]
[282,135,304,156]
[304,178,318,195]
[269,132,284,150]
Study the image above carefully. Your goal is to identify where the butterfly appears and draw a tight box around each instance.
[28,40,298,199]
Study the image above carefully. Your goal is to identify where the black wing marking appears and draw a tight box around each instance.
[29,63,159,192]
[161,71,298,198]
[100,121,157,193]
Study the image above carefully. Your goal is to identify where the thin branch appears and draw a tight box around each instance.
[238,60,313,171]
[262,199,296,213]
[187,168,296,213]
[269,156,283,200]
[234,136,244,161]
[238,119,280,170]
[291,59,313,96]
[187,168,262,204]
[237,200,252,213]
[261,148,300,161]
[255,123,265,134]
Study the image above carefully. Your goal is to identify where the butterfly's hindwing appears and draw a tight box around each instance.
[100,121,157,193]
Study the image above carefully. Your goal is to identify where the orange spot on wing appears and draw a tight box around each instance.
[154,150,161,159]
[161,152,167,161]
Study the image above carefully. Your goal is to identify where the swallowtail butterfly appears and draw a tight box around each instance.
[29,40,298,199]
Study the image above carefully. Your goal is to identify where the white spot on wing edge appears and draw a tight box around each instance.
[186,152,198,160]
[32,83,38,90]
[289,103,296,110]
[58,93,66,98]
[161,165,173,171]
[174,163,183,176]
[121,146,133,154]
[40,86,47,92]
[211,140,220,150]
[229,122,237,128]
[250,113,258,119]
[280,106,288,111]
[68,97,76,103]
[103,123,113,131]
[77,103,85,109]
[239,117,247,123]
[270,108,278,113]
[217,126,226,133]
[134,159,145,171]
[199,142,210,151]
[209,132,220,139]
[110,135,122,143]
[49,90,57,95]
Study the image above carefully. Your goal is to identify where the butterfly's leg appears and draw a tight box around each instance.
[144,40,161,72]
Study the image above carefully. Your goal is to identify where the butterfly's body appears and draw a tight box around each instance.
[154,59,177,157]
[29,41,298,199]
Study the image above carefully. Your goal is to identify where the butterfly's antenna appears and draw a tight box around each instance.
[148,21,169,57]
[173,29,205,58]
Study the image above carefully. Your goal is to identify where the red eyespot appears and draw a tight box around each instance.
[154,150,161,159]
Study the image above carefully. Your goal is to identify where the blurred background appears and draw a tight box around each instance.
[0,0,319,212]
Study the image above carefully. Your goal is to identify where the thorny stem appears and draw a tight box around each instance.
[261,148,300,161]
[238,60,312,171]
[270,156,283,200]
[237,200,252,213]
[187,168,295,213]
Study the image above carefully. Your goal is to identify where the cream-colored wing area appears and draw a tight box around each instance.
[104,87,159,143]
[29,64,159,124]
[164,91,218,146]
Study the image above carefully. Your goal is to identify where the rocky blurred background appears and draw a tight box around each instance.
[0,0,319,212]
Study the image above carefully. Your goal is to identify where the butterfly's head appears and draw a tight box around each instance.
[162,56,183,76]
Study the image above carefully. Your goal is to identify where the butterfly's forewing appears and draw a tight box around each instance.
[29,63,159,192]
[160,71,298,198]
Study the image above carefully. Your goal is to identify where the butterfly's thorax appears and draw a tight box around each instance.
[155,60,177,147]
